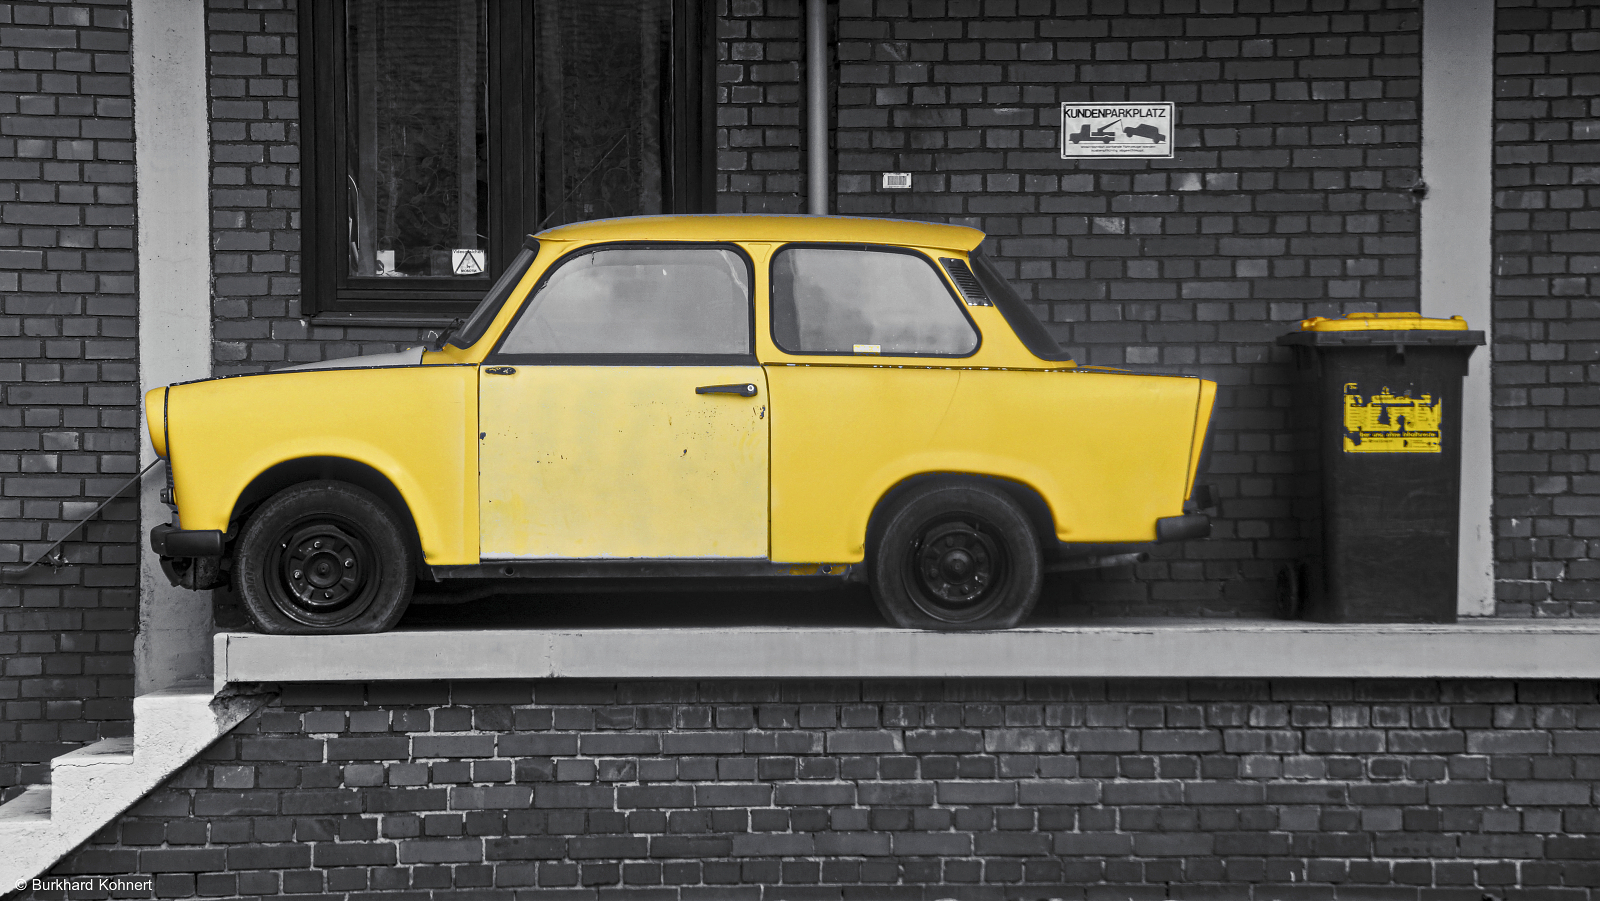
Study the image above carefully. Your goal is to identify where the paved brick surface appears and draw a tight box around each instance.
[0,0,137,803]
[1491,0,1600,616]
[40,679,1600,897]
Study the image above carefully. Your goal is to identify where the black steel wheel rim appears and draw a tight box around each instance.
[904,517,1009,623]
[264,517,379,627]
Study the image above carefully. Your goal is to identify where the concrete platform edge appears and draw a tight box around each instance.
[215,621,1600,685]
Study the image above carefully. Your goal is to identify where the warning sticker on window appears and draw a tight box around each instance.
[1060,103,1174,159]
[452,248,485,276]
[1342,384,1443,453]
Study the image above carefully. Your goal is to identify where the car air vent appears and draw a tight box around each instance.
[941,258,993,306]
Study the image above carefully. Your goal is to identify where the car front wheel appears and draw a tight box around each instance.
[870,482,1042,630]
[234,480,415,634]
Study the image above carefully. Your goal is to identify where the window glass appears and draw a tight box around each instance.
[345,0,488,279]
[535,0,670,230]
[499,248,751,355]
[770,248,979,356]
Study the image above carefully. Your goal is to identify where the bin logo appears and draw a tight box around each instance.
[1342,384,1442,453]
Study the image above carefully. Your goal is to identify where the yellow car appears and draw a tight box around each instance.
[147,215,1216,633]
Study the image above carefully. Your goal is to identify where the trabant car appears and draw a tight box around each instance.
[147,215,1216,633]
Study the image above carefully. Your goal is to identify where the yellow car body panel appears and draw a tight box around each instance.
[479,365,769,559]
[158,365,479,564]
[765,365,1203,561]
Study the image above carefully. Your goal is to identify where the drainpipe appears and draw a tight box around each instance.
[806,0,828,214]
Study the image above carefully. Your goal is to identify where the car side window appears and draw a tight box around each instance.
[770,247,978,356]
[497,246,752,356]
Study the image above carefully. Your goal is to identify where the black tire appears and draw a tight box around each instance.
[234,480,415,634]
[870,481,1042,630]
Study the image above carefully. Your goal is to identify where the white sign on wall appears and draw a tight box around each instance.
[1060,103,1175,159]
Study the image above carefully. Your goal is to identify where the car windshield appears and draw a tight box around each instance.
[447,242,539,349]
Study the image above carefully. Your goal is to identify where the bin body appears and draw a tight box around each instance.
[1279,315,1483,623]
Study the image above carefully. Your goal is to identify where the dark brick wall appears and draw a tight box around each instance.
[43,679,1600,897]
[208,0,815,373]
[718,0,808,214]
[207,0,436,377]
[1491,0,1600,617]
[831,0,1423,617]
[0,0,137,802]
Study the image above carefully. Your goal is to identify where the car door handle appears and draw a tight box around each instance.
[696,382,758,397]
[484,367,516,375]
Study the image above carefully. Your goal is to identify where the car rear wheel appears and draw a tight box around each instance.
[870,482,1042,630]
[234,480,415,634]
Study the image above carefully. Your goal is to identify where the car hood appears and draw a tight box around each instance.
[274,346,425,372]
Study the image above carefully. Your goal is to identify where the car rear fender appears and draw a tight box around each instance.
[864,472,1056,565]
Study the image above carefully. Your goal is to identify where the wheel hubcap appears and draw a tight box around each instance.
[909,519,1005,621]
[270,522,373,623]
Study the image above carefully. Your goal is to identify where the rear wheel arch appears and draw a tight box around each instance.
[864,474,1045,630]
[864,471,1057,558]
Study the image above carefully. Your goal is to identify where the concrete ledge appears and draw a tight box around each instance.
[216,620,1600,687]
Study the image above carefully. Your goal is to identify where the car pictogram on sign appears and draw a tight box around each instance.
[1122,123,1166,143]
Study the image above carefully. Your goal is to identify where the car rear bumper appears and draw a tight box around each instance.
[1155,513,1211,542]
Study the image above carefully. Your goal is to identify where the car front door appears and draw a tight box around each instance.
[478,244,768,560]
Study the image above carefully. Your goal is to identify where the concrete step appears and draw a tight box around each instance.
[134,680,216,758]
[0,683,272,888]
[0,786,51,826]
[49,737,136,829]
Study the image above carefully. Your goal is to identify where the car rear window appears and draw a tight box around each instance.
[496,246,752,356]
[770,247,978,357]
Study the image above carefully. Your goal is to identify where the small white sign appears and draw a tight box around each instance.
[1060,103,1174,159]
[881,172,912,190]
[452,248,485,276]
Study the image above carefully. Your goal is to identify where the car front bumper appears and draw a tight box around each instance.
[150,523,225,558]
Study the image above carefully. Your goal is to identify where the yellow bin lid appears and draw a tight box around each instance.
[1299,312,1470,332]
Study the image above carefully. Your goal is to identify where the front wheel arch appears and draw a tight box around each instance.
[227,457,424,574]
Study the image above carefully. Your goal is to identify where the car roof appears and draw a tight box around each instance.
[534,214,986,253]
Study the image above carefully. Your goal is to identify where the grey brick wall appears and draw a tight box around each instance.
[45,679,1600,896]
[832,0,1423,617]
[1491,0,1600,617]
[0,0,137,802]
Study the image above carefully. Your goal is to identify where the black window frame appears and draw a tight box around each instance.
[485,241,759,366]
[299,0,715,322]
[767,243,984,360]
